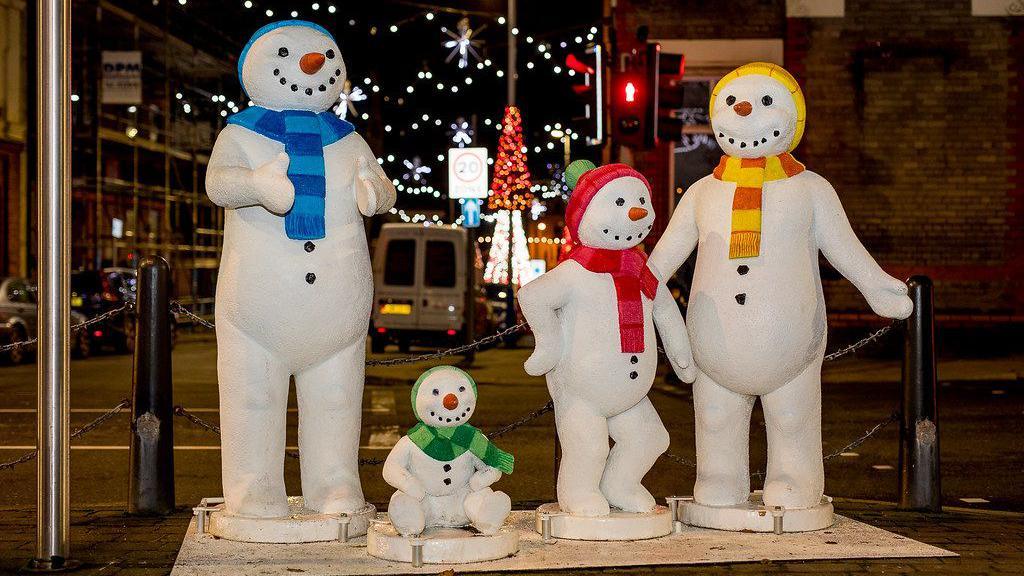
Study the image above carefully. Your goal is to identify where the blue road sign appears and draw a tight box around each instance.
[461,198,482,228]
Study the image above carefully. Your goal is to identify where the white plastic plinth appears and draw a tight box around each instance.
[534,503,673,541]
[681,493,835,533]
[366,521,520,565]
[207,496,376,543]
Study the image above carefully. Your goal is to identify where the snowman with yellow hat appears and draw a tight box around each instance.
[650,63,912,531]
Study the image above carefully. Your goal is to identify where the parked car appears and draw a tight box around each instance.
[371,224,493,353]
[0,277,91,364]
[70,268,139,353]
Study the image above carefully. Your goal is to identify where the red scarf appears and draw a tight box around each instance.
[563,245,658,353]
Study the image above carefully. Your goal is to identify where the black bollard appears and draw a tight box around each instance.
[128,256,175,514]
[898,276,941,512]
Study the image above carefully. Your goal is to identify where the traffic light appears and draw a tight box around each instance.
[566,45,604,145]
[611,42,686,149]
[612,65,649,149]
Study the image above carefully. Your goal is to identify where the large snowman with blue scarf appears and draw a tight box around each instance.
[206,20,395,519]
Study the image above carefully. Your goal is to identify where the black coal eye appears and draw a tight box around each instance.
[458,386,465,392]
[639,197,646,205]
[325,49,336,59]
[762,95,773,106]
[432,389,439,396]
[615,197,625,207]
[725,95,736,106]
[278,47,289,57]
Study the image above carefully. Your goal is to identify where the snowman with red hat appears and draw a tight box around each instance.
[518,160,696,538]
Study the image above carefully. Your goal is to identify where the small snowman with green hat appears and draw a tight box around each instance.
[382,366,514,536]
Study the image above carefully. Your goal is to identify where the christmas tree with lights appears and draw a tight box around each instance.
[484,105,534,286]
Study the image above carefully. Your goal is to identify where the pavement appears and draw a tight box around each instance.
[0,327,1022,573]
[1,500,1022,575]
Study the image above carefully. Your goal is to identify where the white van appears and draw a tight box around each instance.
[372,224,480,353]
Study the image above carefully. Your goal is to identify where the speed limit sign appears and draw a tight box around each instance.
[448,147,489,199]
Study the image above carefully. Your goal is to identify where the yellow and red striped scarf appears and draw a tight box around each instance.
[713,153,805,259]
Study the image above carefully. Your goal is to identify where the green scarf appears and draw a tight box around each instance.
[407,366,514,474]
[407,422,514,474]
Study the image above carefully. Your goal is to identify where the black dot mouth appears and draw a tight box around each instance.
[719,128,782,150]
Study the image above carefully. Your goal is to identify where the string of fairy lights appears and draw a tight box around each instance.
[77,1,600,238]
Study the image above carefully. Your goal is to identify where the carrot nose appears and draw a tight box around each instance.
[443,393,459,410]
[733,101,752,116]
[628,207,648,221]
[300,52,326,75]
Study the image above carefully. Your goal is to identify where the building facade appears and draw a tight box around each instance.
[613,0,1024,323]
[0,0,27,278]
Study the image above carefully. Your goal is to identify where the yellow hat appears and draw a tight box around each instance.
[710,62,806,152]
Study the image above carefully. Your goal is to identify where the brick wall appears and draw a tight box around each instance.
[613,0,1024,319]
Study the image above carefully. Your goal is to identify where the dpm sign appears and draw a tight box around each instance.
[102,51,142,105]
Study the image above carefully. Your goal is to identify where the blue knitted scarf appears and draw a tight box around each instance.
[227,106,355,240]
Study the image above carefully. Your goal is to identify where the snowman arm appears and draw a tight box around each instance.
[517,265,572,375]
[205,125,267,209]
[653,283,692,369]
[350,134,397,216]
[468,454,502,491]
[382,437,426,500]
[649,183,700,282]
[810,172,904,295]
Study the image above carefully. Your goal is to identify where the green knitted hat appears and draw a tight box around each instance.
[564,159,597,191]
[410,366,478,414]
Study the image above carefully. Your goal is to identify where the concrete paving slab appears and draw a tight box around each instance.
[171,510,955,575]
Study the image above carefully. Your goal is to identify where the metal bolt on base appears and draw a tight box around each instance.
[540,513,554,544]
[771,506,785,534]
[337,515,351,543]
[666,496,688,534]
[410,539,424,567]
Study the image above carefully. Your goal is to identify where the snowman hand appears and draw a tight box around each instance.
[253,152,295,215]
[864,275,913,320]
[402,482,427,502]
[470,468,501,491]
[524,345,561,376]
[356,156,397,217]
[668,354,699,384]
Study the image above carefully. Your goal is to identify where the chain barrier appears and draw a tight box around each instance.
[824,321,899,362]
[0,398,130,472]
[174,398,554,464]
[171,295,897,367]
[661,407,901,478]
[0,302,133,354]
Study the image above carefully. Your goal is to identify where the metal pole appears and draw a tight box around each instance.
[503,0,518,343]
[128,257,175,515]
[464,227,477,365]
[898,275,941,512]
[32,0,73,570]
[507,0,516,106]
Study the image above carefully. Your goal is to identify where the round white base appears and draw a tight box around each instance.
[366,521,520,565]
[534,503,673,541]
[681,493,835,533]
[207,497,376,543]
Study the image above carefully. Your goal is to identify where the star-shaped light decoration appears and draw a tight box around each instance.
[402,157,432,183]
[334,80,367,120]
[449,117,474,147]
[443,17,484,69]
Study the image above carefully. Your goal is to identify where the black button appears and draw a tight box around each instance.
[735,293,746,305]
[737,265,749,275]
[443,464,451,472]
[306,273,316,284]
[443,478,452,485]
[630,355,639,364]
[304,241,315,253]
[629,371,638,380]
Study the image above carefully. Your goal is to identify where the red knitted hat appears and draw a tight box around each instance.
[564,161,652,238]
